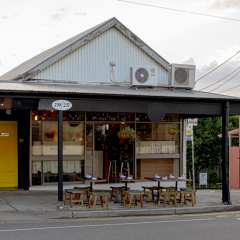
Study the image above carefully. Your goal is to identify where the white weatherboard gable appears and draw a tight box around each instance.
[33,27,168,85]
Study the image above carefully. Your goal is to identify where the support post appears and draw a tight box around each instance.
[222,102,231,204]
[192,139,195,190]
[58,111,63,208]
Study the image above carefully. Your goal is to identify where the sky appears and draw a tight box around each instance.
[0,0,240,97]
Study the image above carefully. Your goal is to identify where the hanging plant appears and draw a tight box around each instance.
[117,126,141,146]
[167,126,180,135]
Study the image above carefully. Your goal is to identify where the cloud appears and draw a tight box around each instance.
[195,45,240,94]
[209,0,240,11]
[2,16,8,19]
[50,12,67,21]
[183,56,195,65]
[75,12,87,17]
[59,8,67,11]
[0,59,2,67]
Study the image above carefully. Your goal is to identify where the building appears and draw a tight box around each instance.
[0,17,238,204]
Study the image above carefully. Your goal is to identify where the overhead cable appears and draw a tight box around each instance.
[209,70,240,92]
[118,0,240,22]
[200,66,240,91]
[218,83,240,94]
[196,50,240,82]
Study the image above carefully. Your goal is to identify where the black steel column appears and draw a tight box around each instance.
[58,111,63,203]
[222,102,231,204]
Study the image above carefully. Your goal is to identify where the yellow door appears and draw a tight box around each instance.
[0,121,18,188]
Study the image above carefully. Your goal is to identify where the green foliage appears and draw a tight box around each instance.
[117,126,141,146]
[209,171,218,184]
[187,116,239,179]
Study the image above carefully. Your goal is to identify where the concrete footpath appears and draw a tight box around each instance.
[0,189,239,222]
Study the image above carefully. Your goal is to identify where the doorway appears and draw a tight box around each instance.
[0,121,18,188]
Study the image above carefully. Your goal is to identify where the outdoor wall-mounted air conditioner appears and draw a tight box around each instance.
[168,63,196,89]
[130,66,158,86]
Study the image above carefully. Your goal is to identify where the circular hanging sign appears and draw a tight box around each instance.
[6,110,11,115]
[52,100,72,110]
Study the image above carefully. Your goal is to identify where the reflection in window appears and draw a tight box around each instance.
[137,123,180,154]
[43,160,84,183]
[32,122,85,156]
[32,161,41,185]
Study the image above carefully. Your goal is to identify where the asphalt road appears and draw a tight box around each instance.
[1,212,240,240]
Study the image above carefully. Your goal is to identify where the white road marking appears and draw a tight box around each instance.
[0,218,216,232]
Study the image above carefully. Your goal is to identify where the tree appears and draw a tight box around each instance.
[187,116,239,181]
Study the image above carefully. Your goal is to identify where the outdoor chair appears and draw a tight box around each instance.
[74,186,92,201]
[88,192,109,210]
[142,186,159,202]
[180,188,197,204]
[64,189,84,208]
[158,190,178,207]
[110,186,130,203]
[180,190,196,206]
[123,190,144,208]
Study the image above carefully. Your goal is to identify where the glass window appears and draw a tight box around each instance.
[136,121,180,154]
[32,117,85,156]
[43,160,84,183]
[32,161,41,185]
[86,112,134,122]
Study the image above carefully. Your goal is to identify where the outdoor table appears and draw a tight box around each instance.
[77,177,106,192]
[144,177,192,203]
[113,177,142,191]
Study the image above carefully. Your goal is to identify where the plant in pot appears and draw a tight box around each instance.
[167,126,180,135]
[117,126,141,146]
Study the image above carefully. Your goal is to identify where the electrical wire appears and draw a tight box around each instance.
[196,50,240,82]
[218,83,240,94]
[209,69,240,92]
[118,0,240,22]
[200,66,240,91]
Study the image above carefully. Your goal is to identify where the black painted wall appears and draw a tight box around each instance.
[0,110,30,190]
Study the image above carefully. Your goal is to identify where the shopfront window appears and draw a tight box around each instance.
[32,111,85,156]
[136,116,180,154]
[86,112,135,122]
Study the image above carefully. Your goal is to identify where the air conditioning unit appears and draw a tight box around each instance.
[130,66,157,86]
[168,63,196,89]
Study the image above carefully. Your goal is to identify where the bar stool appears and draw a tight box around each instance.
[74,186,92,201]
[108,160,117,182]
[110,186,130,203]
[142,186,159,202]
[123,190,144,208]
[158,190,178,207]
[180,190,195,207]
[120,162,130,177]
[88,192,109,210]
[180,188,197,204]
[64,189,84,208]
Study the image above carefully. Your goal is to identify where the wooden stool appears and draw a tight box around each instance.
[180,188,197,204]
[123,190,144,208]
[142,186,159,202]
[163,186,176,191]
[88,192,109,210]
[180,191,195,207]
[74,186,92,201]
[158,190,178,207]
[110,186,130,203]
[64,189,84,208]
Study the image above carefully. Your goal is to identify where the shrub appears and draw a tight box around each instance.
[209,171,218,185]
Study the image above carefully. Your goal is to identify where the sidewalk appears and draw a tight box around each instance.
[0,189,239,221]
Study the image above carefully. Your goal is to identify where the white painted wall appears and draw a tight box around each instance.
[34,27,168,85]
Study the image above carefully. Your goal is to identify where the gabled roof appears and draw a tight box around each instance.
[0,17,169,81]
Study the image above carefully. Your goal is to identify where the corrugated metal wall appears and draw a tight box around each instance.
[34,27,168,85]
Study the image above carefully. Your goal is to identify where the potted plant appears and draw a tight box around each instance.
[167,126,180,135]
[117,126,141,146]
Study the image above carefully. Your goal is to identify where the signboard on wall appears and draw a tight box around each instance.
[199,173,207,187]
[188,118,198,126]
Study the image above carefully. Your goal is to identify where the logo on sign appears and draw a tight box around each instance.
[52,100,72,110]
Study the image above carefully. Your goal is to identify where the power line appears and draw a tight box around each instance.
[118,0,240,22]
[218,83,240,94]
[200,66,240,91]
[209,69,240,92]
[196,50,240,82]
